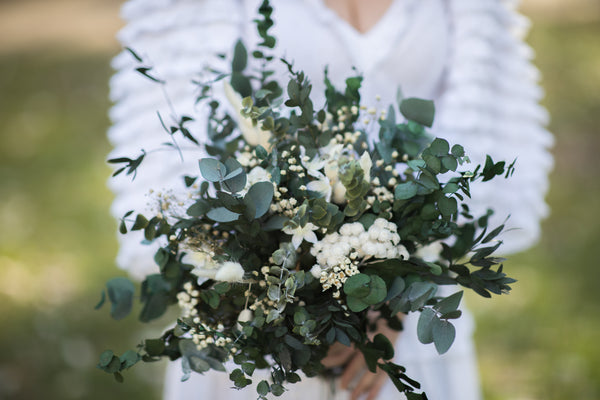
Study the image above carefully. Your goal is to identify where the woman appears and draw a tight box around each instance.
[108,0,553,398]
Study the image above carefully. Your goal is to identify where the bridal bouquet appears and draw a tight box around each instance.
[98,2,515,398]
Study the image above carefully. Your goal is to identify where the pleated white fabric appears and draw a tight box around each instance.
[107,0,553,398]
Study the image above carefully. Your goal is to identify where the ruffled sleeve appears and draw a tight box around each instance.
[434,0,554,254]
[107,0,245,279]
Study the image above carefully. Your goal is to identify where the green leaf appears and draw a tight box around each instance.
[441,310,462,319]
[187,199,210,217]
[131,214,148,231]
[145,339,165,357]
[241,362,256,376]
[119,219,127,234]
[207,207,240,222]
[400,98,435,127]
[98,350,114,367]
[244,181,274,219]
[441,155,458,171]
[384,277,406,301]
[407,282,437,302]
[482,225,505,244]
[119,350,141,369]
[232,40,247,72]
[442,183,459,194]
[395,181,418,200]
[426,262,443,276]
[451,144,465,157]
[184,175,197,187]
[231,72,252,98]
[95,290,106,310]
[428,138,450,156]
[255,145,268,159]
[346,296,369,312]
[407,159,426,170]
[284,335,304,350]
[432,318,456,354]
[106,277,135,320]
[263,215,288,231]
[373,333,395,360]
[199,158,226,182]
[438,196,458,217]
[434,291,463,315]
[363,275,387,305]
[417,308,436,344]
[257,380,270,396]
[271,384,285,396]
[213,282,231,294]
[343,274,370,297]
[114,371,124,383]
[335,328,351,346]
[223,158,247,193]
[105,355,122,373]
[154,248,170,268]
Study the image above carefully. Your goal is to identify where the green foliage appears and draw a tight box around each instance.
[344,274,387,312]
[98,1,521,398]
[96,277,135,320]
[399,98,435,127]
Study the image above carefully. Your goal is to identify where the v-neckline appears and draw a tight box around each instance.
[307,0,416,73]
[318,0,398,37]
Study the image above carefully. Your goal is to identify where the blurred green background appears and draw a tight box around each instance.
[0,1,598,399]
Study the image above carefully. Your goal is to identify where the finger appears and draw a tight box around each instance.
[350,370,377,400]
[365,371,387,400]
[339,352,366,390]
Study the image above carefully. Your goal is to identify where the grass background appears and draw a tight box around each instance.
[0,1,598,399]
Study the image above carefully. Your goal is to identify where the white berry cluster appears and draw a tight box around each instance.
[190,321,234,352]
[177,281,200,318]
[270,188,299,218]
[310,219,409,293]
[237,145,260,168]
[177,282,237,353]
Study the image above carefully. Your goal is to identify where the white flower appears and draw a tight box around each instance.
[332,181,347,204]
[237,309,254,323]
[283,222,319,249]
[236,308,254,330]
[300,146,326,178]
[239,166,273,196]
[246,166,270,185]
[223,81,270,149]
[306,176,332,201]
[414,241,443,263]
[214,261,245,282]
[184,251,219,280]
[397,245,410,260]
[359,151,373,182]
[310,265,322,279]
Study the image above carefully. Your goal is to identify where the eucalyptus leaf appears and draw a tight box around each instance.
[434,291,463,315]
[395,181,418,200]
[207,207,240,223]
[244,182,274,219]
[106,277,135,320]
[199,158,226,182]
[400,98,435,127]
[417,308,436,344]
[432,318,456,354]
[232,40,247,72]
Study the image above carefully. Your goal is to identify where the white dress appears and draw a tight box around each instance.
[108,0,553,399]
